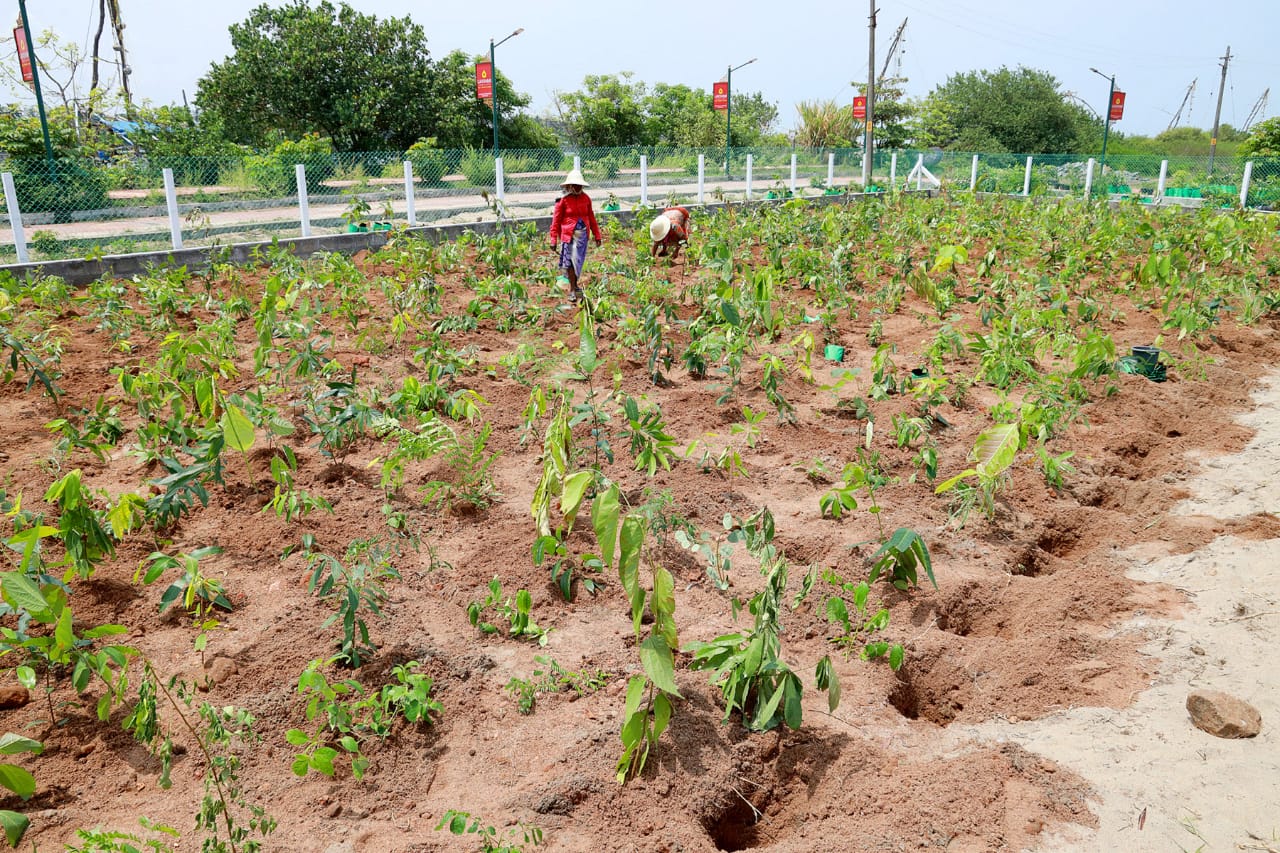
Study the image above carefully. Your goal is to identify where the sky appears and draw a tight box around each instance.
[10,0,1280,139]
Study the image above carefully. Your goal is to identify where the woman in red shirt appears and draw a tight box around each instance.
[649,206,691,260]
[549,168,603,303]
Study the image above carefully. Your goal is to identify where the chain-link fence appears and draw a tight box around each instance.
[3,146,1278,264]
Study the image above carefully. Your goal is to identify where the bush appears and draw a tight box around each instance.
[405,138,447,187]
[459,148,495,186]
[245,134,335,195]
[10,158,109,219]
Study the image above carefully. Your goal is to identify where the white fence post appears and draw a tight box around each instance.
[915,154,924,190]
[1156,159,1168,203]
[640,155,648,207]
[1084,158,1095,200]
[890,153,898,191]
[403,161,417,227]
[827,152,835,188]
[970,154,979,191]
[746,154,753,200]
[573,154,581,172]
[1022,156,1033,196]
[2,172,28,264]
[1241,161,1254,208]
[697,154,705,204]
[790,152,797,196]
[495,157,505,203]
[295,164,311,238]
[162,168,183,251]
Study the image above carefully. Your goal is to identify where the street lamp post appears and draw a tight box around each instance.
[725,57,756,178]
[1089,67,1116,198]
[490,27,523,155]
[17,0,55,169]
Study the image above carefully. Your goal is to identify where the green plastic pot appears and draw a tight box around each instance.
[823,344,845,363]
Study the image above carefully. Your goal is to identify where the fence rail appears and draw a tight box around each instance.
[2,146,1277,264]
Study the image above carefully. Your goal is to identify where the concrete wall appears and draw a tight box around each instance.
[0,191,931,286]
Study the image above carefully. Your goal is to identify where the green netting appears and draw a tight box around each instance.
[3,147,1278,264]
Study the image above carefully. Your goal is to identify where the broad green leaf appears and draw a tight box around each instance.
[0,735,40,758]
[559,471,593,529]
[290,756,310,776]
[285,729,310,746]
[619,517,646,634]
[827,665,842,711]
[889,644,905,671]
[783,673,803,730]
[0,573,52,622]
[751,677,787,731]
[448,813,468,834]
[972,423,1019,480]
[14,668,34,690]
[0,765,35,799]
[651,569,678,650]
[54,607,73,652]
[0,810,29,847]
[638,636,682,698]
[591,484,620,571]
[623,674,647,720]
[652,691,673,740]
[220,404,256,454]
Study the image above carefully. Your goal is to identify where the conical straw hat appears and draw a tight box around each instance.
[650,215,672,242]
[560,168,589,188]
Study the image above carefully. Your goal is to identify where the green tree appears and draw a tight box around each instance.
[727,91,779,147]
[431,50,557,150]
[852,77,915,150]
[915,66,1095,154]
[195,0,444,150]
[555,73,651,147]
[645,83,718,147]
[1241,117,1280,157]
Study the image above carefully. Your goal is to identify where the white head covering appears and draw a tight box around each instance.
[650,214,672,242]
[560,168,589,188]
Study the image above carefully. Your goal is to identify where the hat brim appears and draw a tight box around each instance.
[650,216,672,242]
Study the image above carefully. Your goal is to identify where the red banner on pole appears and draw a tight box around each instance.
[475,61,493,102]
[1109,91,1126,121]
[853,96,867,120]
[13,26,33,84]
[712,82,728,111]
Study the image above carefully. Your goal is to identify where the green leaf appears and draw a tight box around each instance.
[652,691,673,740]
[291,756,310,776]
[783,673,803,730]
[889,644,905,671]
[448,813,469,834]
[638,636,682,698]
[54,607,73,652]
[0,810,29,847]
[0,765,35,800]
[285,729,310,746]
[619,516,646,635]
[591,484,620,571]
[827,665,842,711]
[972,422,1019,480]
[220,404,257,454]
[0,736,40,758]
[14,668,34,690]
[559,470,593,529]
[934,468,978,494]
[623,674,647,721]
[0,573,52,622]
[651,568,678,650]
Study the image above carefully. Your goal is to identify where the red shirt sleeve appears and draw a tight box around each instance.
[585,195,602,243]
[550,197,564,246]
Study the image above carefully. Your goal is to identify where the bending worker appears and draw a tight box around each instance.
[649,205,692,260]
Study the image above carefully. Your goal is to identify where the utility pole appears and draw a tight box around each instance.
[1089,67,1116,199]
[863,0,876,189]
[1208,45,1231,176]
[107,0,133,116]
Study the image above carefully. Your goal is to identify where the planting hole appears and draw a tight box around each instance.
[705,794,765,851]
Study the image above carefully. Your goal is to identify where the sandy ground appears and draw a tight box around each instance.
[958,373,1280,853]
